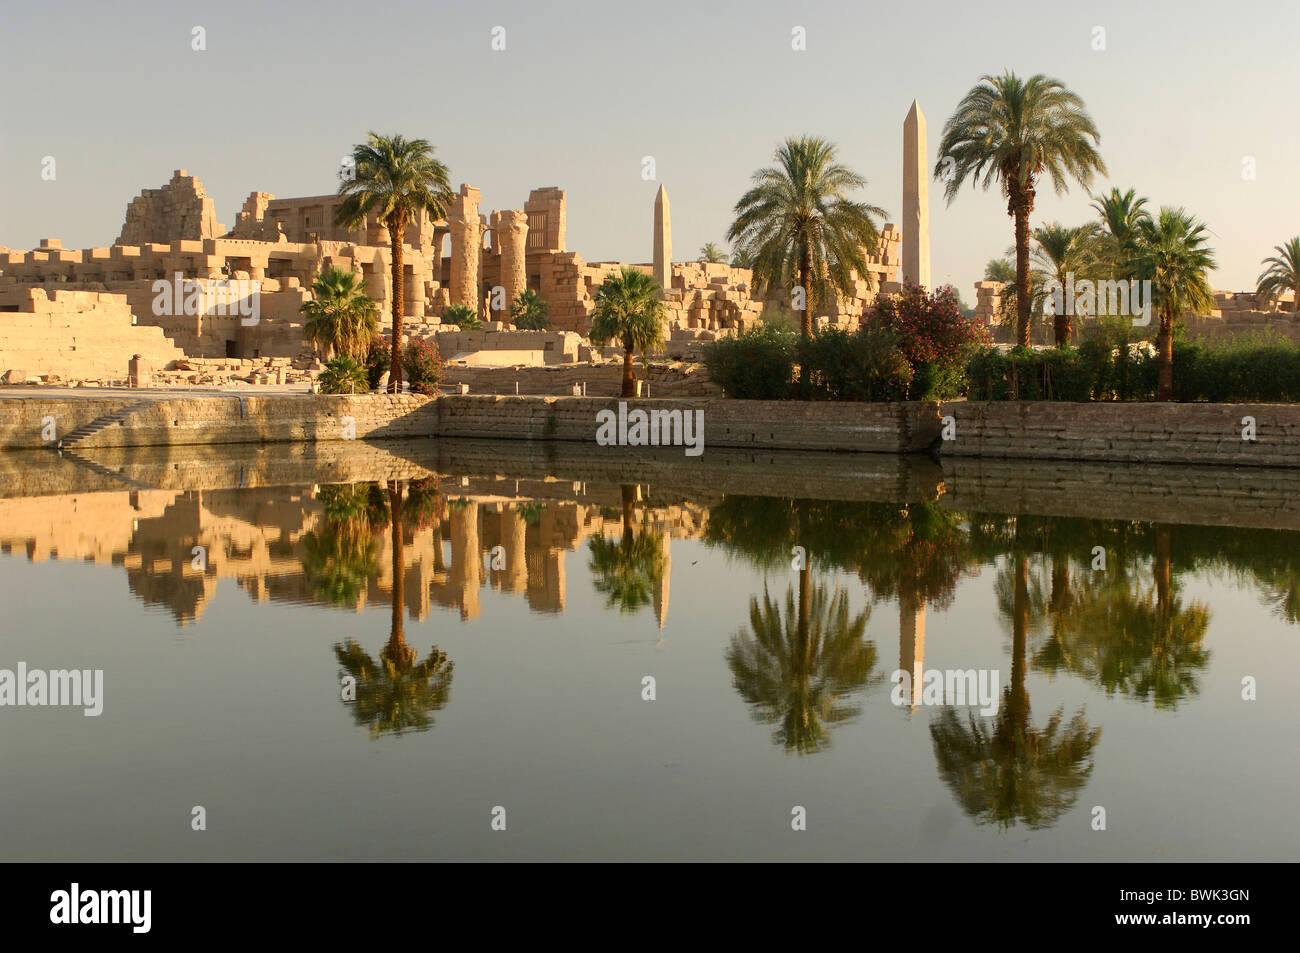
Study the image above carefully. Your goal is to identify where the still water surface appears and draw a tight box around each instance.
[0,446,1295,861]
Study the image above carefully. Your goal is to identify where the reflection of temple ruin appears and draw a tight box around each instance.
[0,482,688,627]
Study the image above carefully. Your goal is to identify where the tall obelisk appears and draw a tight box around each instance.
[653,185,671,291]
[902,101,931,290]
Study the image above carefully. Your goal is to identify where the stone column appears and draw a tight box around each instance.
[448,185,482,312]
[902,100,931,290]
[498,210,529,321]
[653,185,672,291]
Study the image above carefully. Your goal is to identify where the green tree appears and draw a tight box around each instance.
[1256,237,1300,313]
[1090,187,1151,277]
[727,136,885,343]
[1128,207,1217,401]
[1031,222,1101,346]
[589,267,666,398]
[336,133,453,393]
[510,289,551,329]
[301,266,379,359]
[936,72,1107,347]
[699,242,728,263]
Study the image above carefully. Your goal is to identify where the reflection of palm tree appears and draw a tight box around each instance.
[301,484,380,607]
[334,479,455,737]
[728,580,879,755]
[931,554,1101,829]
[1033,524,1210,710]
[587,485,667,615]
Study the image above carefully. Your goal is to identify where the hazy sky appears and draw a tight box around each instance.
[3,0,1297,294]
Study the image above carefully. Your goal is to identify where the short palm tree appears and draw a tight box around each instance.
[1091,187,1151,276]
[510,289,550,329]
[699,242,728,263]
[301,266,379,360]
[1256,237,1300,313]
[727,136,885,341]
[589,267,666,398]
[1031,223,1100,346]
[336,133,453,393]
[1128,208,1217,401]
[936,72,1107,347]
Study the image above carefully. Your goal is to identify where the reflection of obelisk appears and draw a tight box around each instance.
[653,532,671,630]
[902,101,931,290]
[653,185,671,291]
[899,592,926,709]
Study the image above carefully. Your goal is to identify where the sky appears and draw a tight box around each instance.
[2,0,1297,296]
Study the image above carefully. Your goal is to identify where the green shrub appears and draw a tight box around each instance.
[799,326,913,401]
[318,355,370,394]
[510,290,551,330]
[403,339,441,395]
[364,338,389,390]
[702,325,795,399]
[444,304,482,330]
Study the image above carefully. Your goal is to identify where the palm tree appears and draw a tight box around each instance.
[1031,222,1100,346]
[1256,237,1300,313]
[727,580,878,755]
[1128,207,1217,401]
[510,289,550,330]
[936,72,1107,347]
[699,242,728,264]
[336,133,453,393]
[727,136,885,341]
[589,268,666,398]
[1091,187,1151,276]
[301,266,379,360]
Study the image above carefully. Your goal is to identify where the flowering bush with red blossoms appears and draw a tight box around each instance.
[869,282,992,399]
[403,339,442,396]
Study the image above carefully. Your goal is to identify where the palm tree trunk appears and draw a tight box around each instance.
[1053,299,1071,349]
[1010,186,1034,348]
[1157,305,1174,401]
[1155,524,1172,616]
[621,484,636,548]
[1010,553,1030,740]
[798,249,812,340]
[621,334,636,398]
[388,219,405,394]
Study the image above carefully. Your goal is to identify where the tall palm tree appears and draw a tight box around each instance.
[1091,187,1151,276]
[936,72,1107,347]
[336,133,453,393]
[727,136,885,341]
[588,268,666,398]
[1256,237,1300,313]
[727,580,878,755]
[300,266,380,360]
[1128,207,1217,401]
[1031,222,1100,346]
[699,242,728,264]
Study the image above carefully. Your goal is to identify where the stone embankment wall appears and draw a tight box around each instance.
[0,394,432,450]
[432,396,940,453]
[940,400,1300,468]
[438,362,721,397]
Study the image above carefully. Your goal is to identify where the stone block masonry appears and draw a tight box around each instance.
[940,400,1300,468]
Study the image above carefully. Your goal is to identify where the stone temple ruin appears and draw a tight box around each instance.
[0,104,939,387]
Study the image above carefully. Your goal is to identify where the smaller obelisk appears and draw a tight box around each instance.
[653,185,672,291]
[902,101,931,290]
